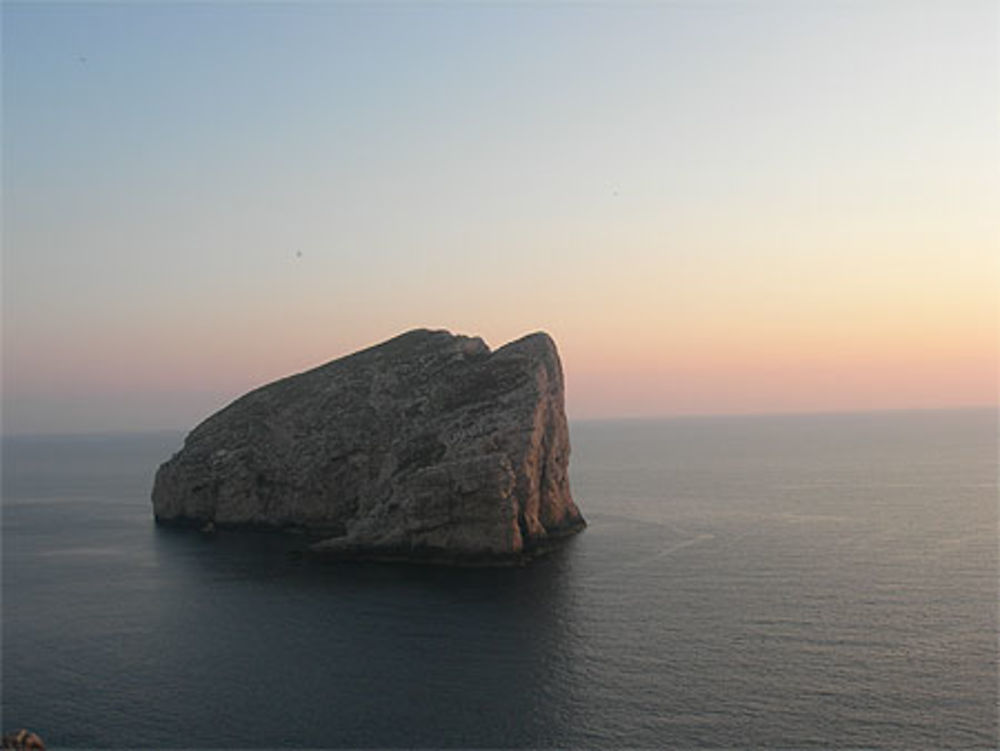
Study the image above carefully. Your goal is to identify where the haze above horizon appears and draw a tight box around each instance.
[3,1,996,434]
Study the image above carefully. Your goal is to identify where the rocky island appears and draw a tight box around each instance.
[152,329,585,564]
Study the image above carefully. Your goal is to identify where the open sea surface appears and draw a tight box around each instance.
[2,409,997,748]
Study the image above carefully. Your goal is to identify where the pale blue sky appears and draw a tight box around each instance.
[3,1,997,433]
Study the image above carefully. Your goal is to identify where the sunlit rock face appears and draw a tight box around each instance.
[151,329,585,564]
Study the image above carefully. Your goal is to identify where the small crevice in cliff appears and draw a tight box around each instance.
[516,508,530,549]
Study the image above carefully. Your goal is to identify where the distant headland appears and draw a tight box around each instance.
[151,329,585,564]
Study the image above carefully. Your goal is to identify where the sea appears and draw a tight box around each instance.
[2,408,996,749]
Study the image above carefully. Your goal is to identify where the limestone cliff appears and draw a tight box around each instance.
[151,329,585,564]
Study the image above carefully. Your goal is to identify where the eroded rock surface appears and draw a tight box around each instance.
[151,329,585,563]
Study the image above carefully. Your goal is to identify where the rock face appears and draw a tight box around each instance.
[152,329,585,564]
[2,730,46,751]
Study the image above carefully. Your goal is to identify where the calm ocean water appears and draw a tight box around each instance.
[2,409,996,748]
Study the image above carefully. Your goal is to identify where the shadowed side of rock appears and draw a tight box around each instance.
[151,329,585,564]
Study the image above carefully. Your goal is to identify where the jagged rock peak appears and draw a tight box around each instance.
[151,328,585,564]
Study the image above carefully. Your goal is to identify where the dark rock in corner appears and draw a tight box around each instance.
[2,730,45,750]
[151,329,585,564]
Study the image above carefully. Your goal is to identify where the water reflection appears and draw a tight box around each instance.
[150,524,587,747]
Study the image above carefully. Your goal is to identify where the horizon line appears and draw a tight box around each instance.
[1,404,995,440]
[568,403,998,424]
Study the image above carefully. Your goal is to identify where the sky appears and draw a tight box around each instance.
[2,1,997,434]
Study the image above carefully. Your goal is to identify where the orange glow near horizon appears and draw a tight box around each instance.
[565,350,996,419]
[4,215,997,429]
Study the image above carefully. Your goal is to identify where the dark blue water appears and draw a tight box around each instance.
[3,410,996,748]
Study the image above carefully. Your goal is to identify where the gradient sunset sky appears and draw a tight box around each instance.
[3,1,997,434]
